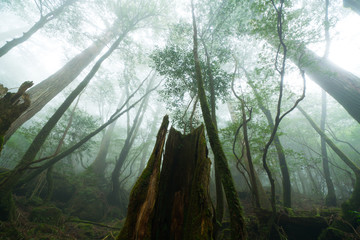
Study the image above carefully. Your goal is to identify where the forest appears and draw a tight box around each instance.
[0,0,360,239]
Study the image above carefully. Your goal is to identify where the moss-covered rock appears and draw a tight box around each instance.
[29,206,62,225]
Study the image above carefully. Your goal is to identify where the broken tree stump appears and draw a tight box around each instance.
[117,122,213,240]
[0,81,33,151]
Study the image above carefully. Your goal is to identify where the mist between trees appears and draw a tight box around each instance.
[0,0,360,239]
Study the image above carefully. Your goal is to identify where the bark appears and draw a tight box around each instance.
[90,93,125,179]
[151,126,213,240]
[191,3,246,239]
[0,81,33,153]
[297,105,360,222]
[117,115,169,240]
[320,90,336,206]
[0,0,76,57]
[4,24,117,141]
[201,38,224,231]
[0,29,128,221]
[287,44,360,124]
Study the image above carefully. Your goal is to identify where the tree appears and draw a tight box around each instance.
[0,0,77,57]
[191,1,246,239]
[108,76,153,205]
[0,1,163,218]
[245,0,360,123]
[4,24,117,141]
[297,105,360,223]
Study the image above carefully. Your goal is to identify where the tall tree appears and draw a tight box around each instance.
[108,77,153,205]
[4,24,117,141]
[238,66,292,208]
[191,1,246,239]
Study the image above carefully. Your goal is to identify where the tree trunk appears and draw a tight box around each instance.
[109,80,151,205]
[240,99,260,209]
[297,105,360,223]
[287,45,360,123]
[4,25,117,141]
[320,90,337,206]
[117,115,169,240]
[201,38,224,232]
[191,3,246,239]
[242,68,292,208]
[90,120,117,178]
[0,0,76,58]
[150,126,213,240]
[0,29,128,221]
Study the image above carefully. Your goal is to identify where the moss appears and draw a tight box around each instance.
[318,227,345,240]
[0,222,23,240]
[0,190,15,221]
[29,206,62,225]
[69,185,106,221]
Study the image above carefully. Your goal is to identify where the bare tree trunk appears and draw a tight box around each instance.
[287,44,360,123]
[297,105,360,223]
[0,29,128,221]
[4,25,117,141]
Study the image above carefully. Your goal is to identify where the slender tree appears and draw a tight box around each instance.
[191,1,246,239]
[297,105,360,223]
[108,77,153,205]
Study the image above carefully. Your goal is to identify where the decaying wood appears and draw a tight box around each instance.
[0,81,33,151]
[117,115,169,240]
[118,119,214,240]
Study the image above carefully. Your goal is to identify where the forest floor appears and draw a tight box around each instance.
[1,193,359,239]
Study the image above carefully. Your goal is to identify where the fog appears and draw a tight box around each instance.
[1,0,360,239]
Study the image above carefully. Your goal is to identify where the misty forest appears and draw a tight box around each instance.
[1,0,360,239]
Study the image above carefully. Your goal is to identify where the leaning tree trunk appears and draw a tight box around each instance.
[191,3,246,239]
[286,44,360,124]
[118,121,214,240]
[298,105,360,223]
[4,24,117,141]
[0,29,128,221]
[0,0,76,57]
